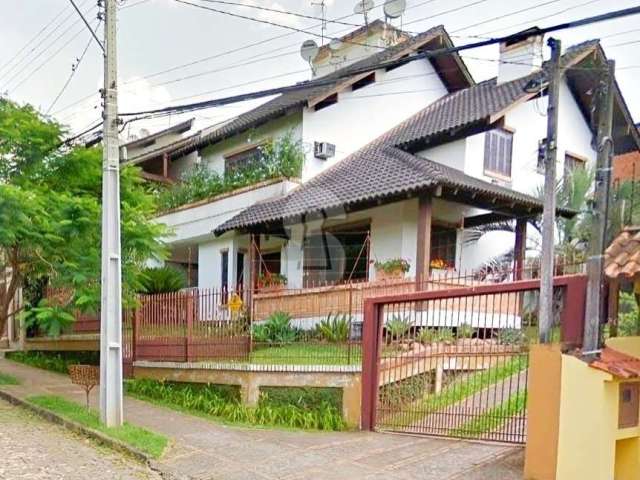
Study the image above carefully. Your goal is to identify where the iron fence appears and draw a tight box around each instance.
[361,275,587,444]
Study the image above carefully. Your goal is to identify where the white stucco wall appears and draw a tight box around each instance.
[155,180,300,245]
[418,77,596,271]
[301,58,449,181]
[199,113,303,176]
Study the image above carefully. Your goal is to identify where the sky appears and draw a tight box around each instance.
[1,0,640,140]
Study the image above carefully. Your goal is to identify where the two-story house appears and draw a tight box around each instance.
[132,22,639,295]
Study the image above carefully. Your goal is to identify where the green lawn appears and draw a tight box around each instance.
[0,371,20,385]
[249,343,362,366]
[381,355,529,428]
[27,395,168,458]
[422,355,528,412]
[450,390,527,438]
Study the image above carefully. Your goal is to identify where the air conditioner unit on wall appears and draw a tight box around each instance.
[314,141,336,160]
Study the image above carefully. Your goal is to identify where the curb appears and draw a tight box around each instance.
[0,388,176,478]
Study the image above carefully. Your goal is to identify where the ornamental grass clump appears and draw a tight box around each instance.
[125,379,346,431]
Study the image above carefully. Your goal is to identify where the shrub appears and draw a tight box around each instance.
[386,315,412,342]
[156,132,304,211]
[379,373,432,408]
[374,258,410,274]
[497,328,526,346]
[457,323,475,339]
[22,299,75,337]
[6,351,99,374]
[416,328,436,344]
[259,386,342,411]
[252,311,298,344]
[618,292,640,336]
[316,313,350,343]
[435,328,455,343]
[138,266,187,294]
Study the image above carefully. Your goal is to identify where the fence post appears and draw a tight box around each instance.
[560,275,588,350]
[186,291,194,362]
[132,305,139,362]
[361,299,382,431]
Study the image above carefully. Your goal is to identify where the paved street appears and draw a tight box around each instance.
[0,398,161,480]
[0,359,524,480]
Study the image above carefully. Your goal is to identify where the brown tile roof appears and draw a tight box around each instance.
[213,54,588,235]
[604,226,640,279]
[590,347,640,378]
[214,143,555,235]
[170,25,471,159]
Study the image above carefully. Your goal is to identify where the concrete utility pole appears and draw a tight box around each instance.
[583,59,616,352]
[99,0,123,427]
[539,37,562,344]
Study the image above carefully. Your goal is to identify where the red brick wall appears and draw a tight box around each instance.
[613,152,640,184]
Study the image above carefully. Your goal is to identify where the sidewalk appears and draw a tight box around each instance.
[0,358,523,480]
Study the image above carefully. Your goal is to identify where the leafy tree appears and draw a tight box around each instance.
[0,97,166,336]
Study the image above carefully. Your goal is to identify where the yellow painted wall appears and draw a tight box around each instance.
[524,344,562,480]
[615,437,640,480]
[555,354,616,480]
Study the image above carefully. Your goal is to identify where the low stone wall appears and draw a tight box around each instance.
[133,361,362,428]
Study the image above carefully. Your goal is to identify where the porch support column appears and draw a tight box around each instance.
[162,153,169,179]
[249,233,261,292]
[514,218,527,280]
[416,193,433,286]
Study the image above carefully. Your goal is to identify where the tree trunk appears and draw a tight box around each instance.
[0,251,21,340]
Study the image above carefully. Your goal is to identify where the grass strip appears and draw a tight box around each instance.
[27,395,167,458]
[249,344,361,366]
[422,355,528,412]
[381,355,528,429]
[0,371,20,385]
[449,390,527,438]
[125,379,346,431]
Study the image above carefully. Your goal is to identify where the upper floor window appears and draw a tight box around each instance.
[564,152,586,176]
[224,145,263,173]
[351,73,376,91]
[484,128,513,179]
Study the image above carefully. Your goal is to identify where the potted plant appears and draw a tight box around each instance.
[374,258,410,281]
[257,272,287,291]
[429,258,455,278]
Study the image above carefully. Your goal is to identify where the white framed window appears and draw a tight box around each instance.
[484,128,514,179]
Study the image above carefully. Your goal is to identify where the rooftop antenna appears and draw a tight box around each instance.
[311,0,327,46]
[300,39,320,75]
[329,38,345,66]
[383,0,406,21]
[383,0,406,44]
[354,0,374,27]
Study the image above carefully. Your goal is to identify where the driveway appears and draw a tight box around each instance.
[0,358,523,480]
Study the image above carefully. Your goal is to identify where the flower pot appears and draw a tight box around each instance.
[375,267,405,282]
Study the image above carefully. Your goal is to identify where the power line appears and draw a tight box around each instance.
[172,0,390,50]
[118,6,640,119]
[403,0,494,27]
[67,0,104,51]
[46,21,102,114]
[8,18,101,95]
[0,0,92,83]
[474,0,606,37]
[0,4,70,75]
[1,4,98,91]
[451,0,564,34]
[196,0,362,28]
